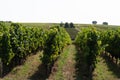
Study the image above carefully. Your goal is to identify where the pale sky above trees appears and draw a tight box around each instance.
[0,0,120,25]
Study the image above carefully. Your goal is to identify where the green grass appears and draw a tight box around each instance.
[93,55,120,80]
[51,45,71,80]
[65,28,79,40]
[1,22,60,29]
[21,23,59,29]
[49,45,77,80]
[75,24,120,30]
[2,51,42,80]
[74,46,120,80]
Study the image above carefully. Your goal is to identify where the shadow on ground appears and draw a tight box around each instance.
[28,63,51,80]
[74,45,93,80]
[102,54,120,78]
[1,49,43,78]
[2,56,27,77]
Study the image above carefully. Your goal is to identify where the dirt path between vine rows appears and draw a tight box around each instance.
[48,44,77,80]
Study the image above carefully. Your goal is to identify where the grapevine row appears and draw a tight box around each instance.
[0,22,71,76]
[75,26,120,72]
[0,23,45,66]
[101,29,120,63]
[41,26,71,73]
[75,27,103,71]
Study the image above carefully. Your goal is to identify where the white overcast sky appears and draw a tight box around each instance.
[0,0,120,25]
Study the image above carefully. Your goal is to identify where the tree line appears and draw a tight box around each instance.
[60,22,75,28]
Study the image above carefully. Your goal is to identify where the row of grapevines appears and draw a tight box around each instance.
[41,26,71,69]
[101,29,120,63]
[75,27,102,69]
[0,22,45,65]
[0,22,71,75]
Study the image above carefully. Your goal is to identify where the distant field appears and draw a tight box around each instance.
[65,28,79,40]
[3,22,120,30]
[75,24,120,30]
[21,23,120,30]
[3,22,59,29]
[21,23,59,29]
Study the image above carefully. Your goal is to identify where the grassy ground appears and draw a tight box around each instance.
[0,44,120,80]
[74,46,120,80]
[75,24,120,30]
[93,55,120,80]
[65,28,79,40]
[48,44,77,80]
[0,44,78,80]
[21,23,59,29]
[0,51,43,80]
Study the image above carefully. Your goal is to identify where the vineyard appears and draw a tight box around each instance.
[0,22,71,77]
[0,22,120,80]
[75,26,120,79]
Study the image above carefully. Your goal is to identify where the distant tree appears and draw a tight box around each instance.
[92,21,97,24]
[70,22,75,28]
[103,22,108,25]
[60,22,64,27]
[8,21,12,23]
[5,21,12,23]
[0,21,4,23]
[64,22,69,28]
